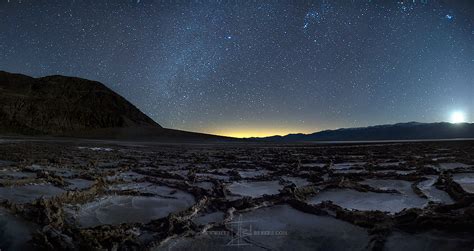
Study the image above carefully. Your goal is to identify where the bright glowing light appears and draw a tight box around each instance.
[450,111,466,123]
[216,129,302,138]
[207,124,317,138]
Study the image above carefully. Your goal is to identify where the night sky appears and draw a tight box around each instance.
[1,0,473,137]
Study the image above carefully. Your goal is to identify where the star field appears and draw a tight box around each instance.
[1,0,473,137]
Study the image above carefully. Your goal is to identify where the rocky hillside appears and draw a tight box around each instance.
[0,71,160,135]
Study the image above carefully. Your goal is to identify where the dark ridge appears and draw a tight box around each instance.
[256,122,474,142]
[0,70,160,135]
[0,71,231,142]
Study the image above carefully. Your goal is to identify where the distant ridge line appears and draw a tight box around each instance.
[253,122,474,142]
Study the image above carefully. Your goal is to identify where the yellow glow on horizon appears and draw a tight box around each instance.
[209,127,316,138]
[183,121,324,138]
[218,131,288,138]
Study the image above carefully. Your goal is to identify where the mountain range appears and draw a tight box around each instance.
[1,70,473,142]
[256,122,474,142]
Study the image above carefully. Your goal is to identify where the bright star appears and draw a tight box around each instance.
[450,111,466,123]
[445,14,453,20]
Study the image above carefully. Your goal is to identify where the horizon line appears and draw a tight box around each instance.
[173,120,474,139]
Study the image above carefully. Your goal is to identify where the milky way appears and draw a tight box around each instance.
[1,0,473,137]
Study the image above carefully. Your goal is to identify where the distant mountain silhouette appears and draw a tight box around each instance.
[257,122,474,142]
[0,71,228,141]
[3,71,471,143]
